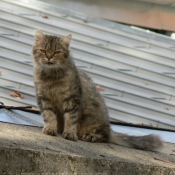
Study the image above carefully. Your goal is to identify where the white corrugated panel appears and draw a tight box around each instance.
[0,0,175,130]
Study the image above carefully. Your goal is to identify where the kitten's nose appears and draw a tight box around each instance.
[46,54,52,60]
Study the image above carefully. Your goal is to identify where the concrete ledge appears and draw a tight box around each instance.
[0,123,175,174]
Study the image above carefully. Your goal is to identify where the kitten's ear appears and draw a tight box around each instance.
[34,29,45,42]
[60,34,72,48]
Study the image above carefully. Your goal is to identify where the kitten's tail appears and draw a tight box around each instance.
[109,130,163,151]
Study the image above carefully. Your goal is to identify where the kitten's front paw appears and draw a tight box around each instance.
[42,125,57,136]
[62,131,78,141]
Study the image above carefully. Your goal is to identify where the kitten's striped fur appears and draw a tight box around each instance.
[32,29,163,151]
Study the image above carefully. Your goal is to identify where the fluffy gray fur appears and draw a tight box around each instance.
[32,29,163,151]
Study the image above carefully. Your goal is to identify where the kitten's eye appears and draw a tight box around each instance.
[54,51,61,55]
[40,49,46,54]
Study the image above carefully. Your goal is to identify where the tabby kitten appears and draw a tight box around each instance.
[32,29,163,151]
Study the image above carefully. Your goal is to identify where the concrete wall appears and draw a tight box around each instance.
[41,0,175,31]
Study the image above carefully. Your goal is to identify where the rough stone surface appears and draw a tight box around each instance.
[0,122,175,174]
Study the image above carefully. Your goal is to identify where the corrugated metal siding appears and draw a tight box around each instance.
[0,0,175,130]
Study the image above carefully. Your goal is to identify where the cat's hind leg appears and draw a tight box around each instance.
[78,124,110,143]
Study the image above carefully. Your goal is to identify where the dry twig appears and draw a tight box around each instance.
[107,144,114,149]
[0,103,40,114]
[46,147,61,152]
[154,157,175,166]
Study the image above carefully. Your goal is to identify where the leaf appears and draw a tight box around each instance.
[9,92,23,99]
[83,19,88,23]
[96,85,104,91]
[42,15,49,19]
[165,107,169,110]
[0,71,1,76]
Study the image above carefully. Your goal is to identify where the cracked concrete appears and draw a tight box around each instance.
[0,122,175,174]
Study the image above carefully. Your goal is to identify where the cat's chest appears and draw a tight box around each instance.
[39,81,70,105]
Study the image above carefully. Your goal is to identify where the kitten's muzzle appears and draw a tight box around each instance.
[46,61,54,65]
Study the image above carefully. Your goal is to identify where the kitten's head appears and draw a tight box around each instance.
[32,29,71,69]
